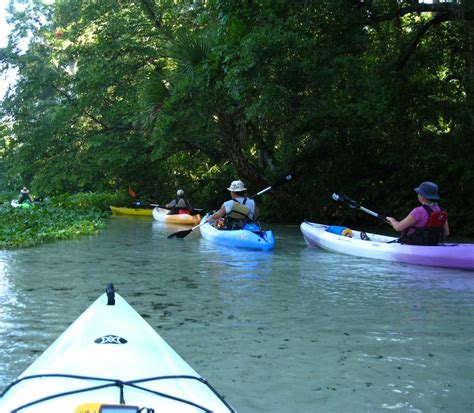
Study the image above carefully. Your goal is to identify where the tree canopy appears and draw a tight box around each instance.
[1,0,473,234]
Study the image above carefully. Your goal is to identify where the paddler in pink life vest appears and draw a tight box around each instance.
[208,180,259,230]
[386,181,450,245]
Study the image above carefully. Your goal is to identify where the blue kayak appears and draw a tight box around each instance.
[199,215,275,251]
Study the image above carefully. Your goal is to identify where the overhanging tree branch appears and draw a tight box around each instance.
[139,0,162,29]
[364,1,473,70]
[368,2,472,25]
[396,12,451,70]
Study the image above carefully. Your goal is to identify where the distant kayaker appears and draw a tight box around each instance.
[208,180,258,230]
[17,187,33,204]
[386,181,449,245]
[165,189,193,215]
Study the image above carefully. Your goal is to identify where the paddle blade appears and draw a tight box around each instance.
[332,192,360,209]
[167,229,193,239]
[128,186,137,198]
[250,172,296,198]
[274,172,296,188]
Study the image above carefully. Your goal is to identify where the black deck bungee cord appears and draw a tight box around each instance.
[1,373,235,413]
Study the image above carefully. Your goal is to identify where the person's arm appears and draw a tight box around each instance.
[386,214,417,232]
[165,200,175,209]
[209,205,226,221]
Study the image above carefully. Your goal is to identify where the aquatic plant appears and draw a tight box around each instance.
[0,192,121,249]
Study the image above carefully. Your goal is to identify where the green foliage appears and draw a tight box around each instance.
[0,191,135,249]
[0,191,17,204]
[49,191,128,212]
[0,204,107,249]
[1,0,473,236]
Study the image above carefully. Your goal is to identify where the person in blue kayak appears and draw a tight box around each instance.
[208,180,258,230]
[165,189,193,215]
[17,187,33,204]
[386,181,449,245]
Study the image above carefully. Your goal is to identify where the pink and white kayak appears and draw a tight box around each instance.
[301,221,474,270]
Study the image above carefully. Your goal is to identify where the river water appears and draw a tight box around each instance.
[0,216,473,413]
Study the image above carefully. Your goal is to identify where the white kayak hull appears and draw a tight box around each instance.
[301,221,474,270]
[10,200,33,209]
[0,288,235,412]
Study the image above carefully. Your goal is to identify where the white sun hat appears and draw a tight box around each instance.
[227,180,247,192]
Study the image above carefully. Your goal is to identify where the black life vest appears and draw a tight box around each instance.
[400,205,448,246]
[18,191,31,204]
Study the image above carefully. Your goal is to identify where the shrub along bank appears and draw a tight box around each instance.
[0,192,127,249]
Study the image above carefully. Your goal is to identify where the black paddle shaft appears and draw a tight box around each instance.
[332,192,389,224]
[249,173,295,198]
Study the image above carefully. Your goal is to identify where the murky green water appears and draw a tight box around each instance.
[1,217,473,412]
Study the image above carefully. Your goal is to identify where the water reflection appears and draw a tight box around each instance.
[0,251,15,302]
[298,244,474,292]
[199,238,274,272]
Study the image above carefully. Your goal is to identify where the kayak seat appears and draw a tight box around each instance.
[360,232,370,241]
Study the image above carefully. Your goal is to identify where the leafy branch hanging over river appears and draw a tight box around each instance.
[1,1,473,235]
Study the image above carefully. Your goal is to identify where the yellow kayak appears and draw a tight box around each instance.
[152,207,201,225]
[110,206,153,217]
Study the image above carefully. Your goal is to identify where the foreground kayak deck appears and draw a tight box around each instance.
[200,216,275,251]
[153,207,201,225]
[110,206,153,216]
[301,221,474,270]
[0,286,235,412]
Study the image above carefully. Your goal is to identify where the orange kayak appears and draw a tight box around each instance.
[152,207,201,225]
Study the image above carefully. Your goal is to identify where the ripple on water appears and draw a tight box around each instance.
[0,221,473,413]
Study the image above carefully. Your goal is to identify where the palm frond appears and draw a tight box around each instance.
[140,71,170,133]
[168,33,210,79]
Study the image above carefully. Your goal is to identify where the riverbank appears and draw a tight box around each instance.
[0,192,125,249]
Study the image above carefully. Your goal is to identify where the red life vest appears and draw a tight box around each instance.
[400,205,448,246]
[424,205,448,228]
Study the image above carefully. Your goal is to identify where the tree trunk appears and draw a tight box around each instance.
[216,111,266,188]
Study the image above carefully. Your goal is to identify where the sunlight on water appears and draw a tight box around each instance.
[0,218,473,412]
